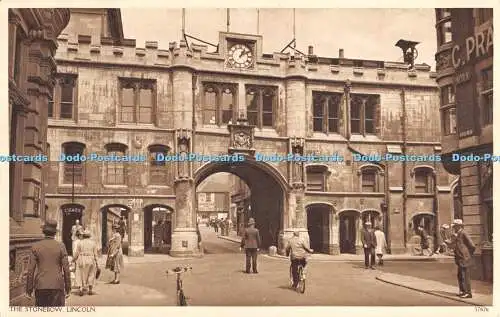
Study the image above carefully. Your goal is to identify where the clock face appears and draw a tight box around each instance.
[227,44,253,68]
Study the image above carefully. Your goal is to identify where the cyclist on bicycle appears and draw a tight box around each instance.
[285,231,313,289]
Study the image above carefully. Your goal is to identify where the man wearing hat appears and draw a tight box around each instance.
[360,221,377,269]
[449,219,476,299]
[240,218,261,274]
[26,219,72,306]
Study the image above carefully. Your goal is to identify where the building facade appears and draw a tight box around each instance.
[435,8,493,281]
[9,8,71,305]
[46,9,456,258]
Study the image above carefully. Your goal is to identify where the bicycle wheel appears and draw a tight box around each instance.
[178,289,187,306]
[297,267,306,293]
[289,264,294,287]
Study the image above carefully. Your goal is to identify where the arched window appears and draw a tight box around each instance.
[149,145,170,185]
[413,167,435,194]
[360,166,381,192]
[62,142,85,184]
[306,165,329,192]
[105,143,127,185]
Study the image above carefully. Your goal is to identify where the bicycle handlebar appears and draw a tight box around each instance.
[166,266,192,275]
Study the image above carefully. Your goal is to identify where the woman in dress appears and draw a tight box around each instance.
[105,224,124,284]
[72,230,83,290]
[73,229,99,296]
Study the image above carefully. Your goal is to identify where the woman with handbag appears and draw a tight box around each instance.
[106,224,124,284]
[73,229,99,296]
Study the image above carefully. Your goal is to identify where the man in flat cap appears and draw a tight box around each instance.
[240,218,261,274]
[361,221,377,269]
[449,219,476,299]
[26,219,71,306]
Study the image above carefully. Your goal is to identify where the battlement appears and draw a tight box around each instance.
[56,33,436,84]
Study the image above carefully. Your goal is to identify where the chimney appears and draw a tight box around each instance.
[339,49,344,58]
[308,45,314,55]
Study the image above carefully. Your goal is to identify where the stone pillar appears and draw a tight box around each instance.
[170,129,199,257]
[355,215,363,254]
[330,212,340,255]
[128,207,144,256]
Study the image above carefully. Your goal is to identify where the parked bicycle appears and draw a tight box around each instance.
[166,266,192,306]
[289,262,306,294]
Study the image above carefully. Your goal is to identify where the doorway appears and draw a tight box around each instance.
[339,211,357,254]
[307,205,330,253]
[61,204,84,255]
[101,205,130,255]
[144,205,173,253]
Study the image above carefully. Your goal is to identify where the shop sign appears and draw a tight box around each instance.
[452,25,493,69]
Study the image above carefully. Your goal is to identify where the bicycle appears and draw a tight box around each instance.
[289,261,306,294]
[166,266,192,306]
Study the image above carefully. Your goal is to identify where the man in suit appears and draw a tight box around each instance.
[240,218,261,274]
[361,221,377,269]
[448,219,476,299]
[26,219,72,306]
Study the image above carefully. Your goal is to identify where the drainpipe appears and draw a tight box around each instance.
[432,154,439,252]
[384,162,391,253]
[401,89,408,250]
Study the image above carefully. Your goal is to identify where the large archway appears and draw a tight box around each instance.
[306,203,332,254]
[194,157,288,250]
[100,204,131,255]
[143,204,174,253]
[60,203,85,255]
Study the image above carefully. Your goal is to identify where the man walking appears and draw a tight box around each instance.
[286,231,313,288]
[418,226,433,256]
[240,218,261,274]
[448,219,475,298]
[374,226,387,266]
[361,221,377,269]
[71,219,83,255]
[26,219,72,306]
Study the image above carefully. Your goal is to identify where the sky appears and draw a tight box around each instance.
[120,8,438,69]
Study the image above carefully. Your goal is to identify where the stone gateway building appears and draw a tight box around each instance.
[45,9,457,258]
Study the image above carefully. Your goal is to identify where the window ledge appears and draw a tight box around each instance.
[407,193,435,198]
[254,128,279,138]
[311,132,347,141]
[147,185,170,188]
[103,184,128,188]
[197,125,230,134]
[349,134,381,142]
[59,184,84,188]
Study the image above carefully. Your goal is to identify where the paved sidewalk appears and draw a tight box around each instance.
[66,280,170,306]
[93,254,191,266]
[376,272,493,306]
[219,234,453,262]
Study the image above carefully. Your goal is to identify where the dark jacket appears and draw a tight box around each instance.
[419,230,430,249]
[453,230,476,267]
[361,229,377,248]
[26,237,71,295]
[241,227,261,249]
